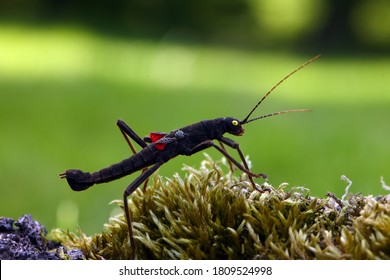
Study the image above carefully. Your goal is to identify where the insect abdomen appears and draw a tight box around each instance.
[60,169,94,191]
[91,147,156,184]
[61,146,158,191]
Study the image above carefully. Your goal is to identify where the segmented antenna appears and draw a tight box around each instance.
[243,109,312,124]
[241,54,320,124]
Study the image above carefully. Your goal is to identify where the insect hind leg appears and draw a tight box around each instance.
[123,162,162,259]
[117,119,150,191]
[117,119,148,152]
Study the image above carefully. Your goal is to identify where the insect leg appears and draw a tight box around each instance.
[117,119,148,153]
[117,119,150,191]
[218,141,235,173]
[123,162,163,260]
[220,137,267,191]
[190,141,261,179]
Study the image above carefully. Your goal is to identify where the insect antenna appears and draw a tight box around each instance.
[243,109,312,124]
[241,54,320,124]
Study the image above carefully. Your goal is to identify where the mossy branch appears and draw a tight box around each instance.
[51,156,390,260]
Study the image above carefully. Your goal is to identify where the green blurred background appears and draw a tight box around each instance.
[1,0,389,235]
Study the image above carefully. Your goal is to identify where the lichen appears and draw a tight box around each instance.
[0,214,83,260]
[51,156,390,260]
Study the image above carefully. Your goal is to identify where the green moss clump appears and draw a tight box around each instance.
[51,156,390,260]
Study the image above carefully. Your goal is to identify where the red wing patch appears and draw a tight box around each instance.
[149,132,166,143]
[155,143,167,150]
[150,132,168,150]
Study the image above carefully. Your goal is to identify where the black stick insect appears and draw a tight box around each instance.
[60,55,320,259]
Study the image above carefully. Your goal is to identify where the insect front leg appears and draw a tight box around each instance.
[220,137,268,179]
[219,137,268,192]
[190,140,263,182]
[123,162,163,260]
[218,141,235,173]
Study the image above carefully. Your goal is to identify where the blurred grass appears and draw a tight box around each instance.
[1,24,389,235]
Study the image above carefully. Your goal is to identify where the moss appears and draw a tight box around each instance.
[51,156,390,260]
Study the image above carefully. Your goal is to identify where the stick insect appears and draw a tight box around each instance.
[60,55,319,259]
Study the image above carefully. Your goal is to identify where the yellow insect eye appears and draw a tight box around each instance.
[232,120,239,126]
